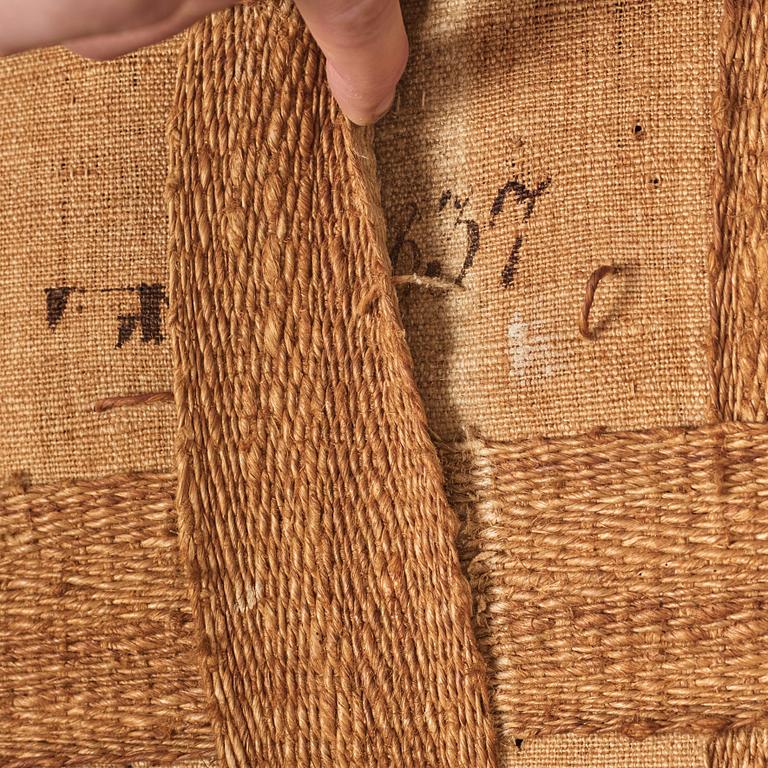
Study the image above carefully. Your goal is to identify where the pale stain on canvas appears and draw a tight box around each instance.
[508,312,563,381]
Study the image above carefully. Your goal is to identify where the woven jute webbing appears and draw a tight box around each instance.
[166,3,495,765]
[704,1,768,763]
[707,728,768,768]
[711,0,768,422]
[442,421,768,745]
[0,472,213,766]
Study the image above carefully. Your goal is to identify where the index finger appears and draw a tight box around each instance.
[0,0,181,56]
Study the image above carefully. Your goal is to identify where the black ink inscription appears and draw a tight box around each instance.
[491,177,551,287]
[425,260,442,277]
[438,191,481,286]
[391,173,552,288]
[389,202,422,272]
[137,283,166,344]
[501,234,524,288]
[44,282,168,348]
[490,177,551,224]
[117,315,140,348]
[45,287,75,329]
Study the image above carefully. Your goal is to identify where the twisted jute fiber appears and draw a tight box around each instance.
[440,421,768,744]
[0,472,215,766]
[706,1,768,762]
[710,0,768,423]
[166,3,496,766]
[707,728,768,768]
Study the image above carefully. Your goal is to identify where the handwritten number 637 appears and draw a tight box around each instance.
[389,175,551,288]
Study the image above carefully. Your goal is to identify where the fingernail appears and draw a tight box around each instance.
[343,92,395,126]
[371,92,395,123]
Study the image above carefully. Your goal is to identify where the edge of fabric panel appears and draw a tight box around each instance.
[166,5,496,766]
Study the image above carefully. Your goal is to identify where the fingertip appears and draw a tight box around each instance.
[325,52,404,125]
[297,0,408,125]
[64,41,122,61]
[329,78,396,125]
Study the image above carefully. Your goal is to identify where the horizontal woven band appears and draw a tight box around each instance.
[0,473,213,766]
[5,422,768,760]
[442,421,768,741]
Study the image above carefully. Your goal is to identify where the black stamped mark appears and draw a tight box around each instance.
[390,174,551,288]
[45,283,168,348]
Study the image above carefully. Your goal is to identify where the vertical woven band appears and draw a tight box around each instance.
[706,1,768,763]
[710,0,768,422]
[166,4,496,765]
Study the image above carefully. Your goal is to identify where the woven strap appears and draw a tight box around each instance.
[707,728,768,768]
[6,422,768,763]
[711,0,768,422]
[442,421,768,745]
[705,2,768,761]
[0,473,214,766]
[166,4,496,765]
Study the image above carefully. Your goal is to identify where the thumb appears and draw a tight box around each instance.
[294,0,408,125]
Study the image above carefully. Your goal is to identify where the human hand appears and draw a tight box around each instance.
[0,0,408,125]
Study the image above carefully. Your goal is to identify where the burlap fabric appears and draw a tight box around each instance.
[375,0,719,441]
[510,733,706,768]
[2,0,768,766]
[0,45,178,484]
